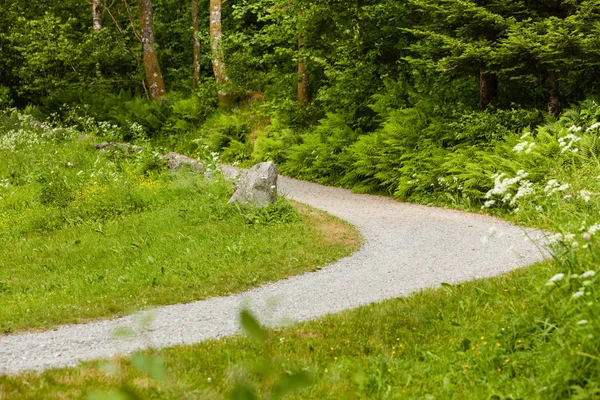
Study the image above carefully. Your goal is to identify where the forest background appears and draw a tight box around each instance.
[4,0,600,202]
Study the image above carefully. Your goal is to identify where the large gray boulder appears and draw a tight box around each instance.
[228,162,278,208]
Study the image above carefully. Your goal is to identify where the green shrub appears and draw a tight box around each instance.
[198,113,251,155]
[281,113,356,184]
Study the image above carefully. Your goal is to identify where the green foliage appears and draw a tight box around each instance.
[198,112,251,162]
[280,113,356,183]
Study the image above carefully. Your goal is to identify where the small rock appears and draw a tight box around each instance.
[159,152,203,171]
[228,162,278,208]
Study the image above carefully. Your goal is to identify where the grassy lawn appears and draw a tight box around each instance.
[1,261,573,399]
[0,112,361,333]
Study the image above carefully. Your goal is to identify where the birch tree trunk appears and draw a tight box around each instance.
[547,71,560,118]
[140,0,167,100]
[92,0,103,31]
[297,37,310,104]
[210,0,228,106]
[191,0,201,90]
[479,68,497,109]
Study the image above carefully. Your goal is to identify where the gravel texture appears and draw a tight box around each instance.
[0,175,549,375]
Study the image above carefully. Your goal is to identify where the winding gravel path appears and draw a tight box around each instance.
[0,176,549,375]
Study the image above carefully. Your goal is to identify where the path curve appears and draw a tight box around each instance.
[0,176,548,375]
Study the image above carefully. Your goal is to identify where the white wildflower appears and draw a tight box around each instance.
[588,224,600,235]
[580,190,592,203]
[568,125,582,133]
[582,270,596,278]
[511,180,534,204]
[586,122,600,132]
[548,233,563,244]
[545,180,569,196]
[558,134,581,154]
[482,199,496,209]
[572,291,585,299]
[547,273,565,285]
[513,141,528,152]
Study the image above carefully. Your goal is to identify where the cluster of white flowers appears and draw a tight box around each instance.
[544,179,570,196]
[482,170,534,209]
[129,122,146,139]
[0,128,43,152]
[513,141,535,154]
[586,122,600,132]
[582,270,596,278]
[577,222,600,247]
[558,133,581,154]
[512,179,534,204]
[580,190,592,203]
[547,273,565,285]
[548,232,577,247]
[96,121,120,137]
[587,223,600,236]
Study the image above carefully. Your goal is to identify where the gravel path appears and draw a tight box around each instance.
[0,175,549,375]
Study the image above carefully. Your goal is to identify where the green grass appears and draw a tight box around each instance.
[0,111,361,333]
[1,261,580,400]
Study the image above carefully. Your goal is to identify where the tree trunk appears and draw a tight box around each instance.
[92,0,103,31]
[547,71,560,118]
[479,68,497,109]
[210,0,228,106]
[191,0,201,90]
[297,37,310,105]
[140,0,167,100]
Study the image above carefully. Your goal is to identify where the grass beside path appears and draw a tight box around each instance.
[2,261,572,400]
[0,191,360,334]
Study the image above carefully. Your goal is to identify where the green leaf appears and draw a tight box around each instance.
[239,309,267,342]
[229,381,258,400]
[273,371,312,396]
[461,338,472,352]
[86,389,129,400]
[441,282,454,295]
[131,353,167,382]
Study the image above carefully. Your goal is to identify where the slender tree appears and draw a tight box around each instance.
[92,0,103,31]
[191,0,201,89]
[479,68,498,109]
[210,0,228,105]
[297,37,309,104]
[140,0,167,100]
